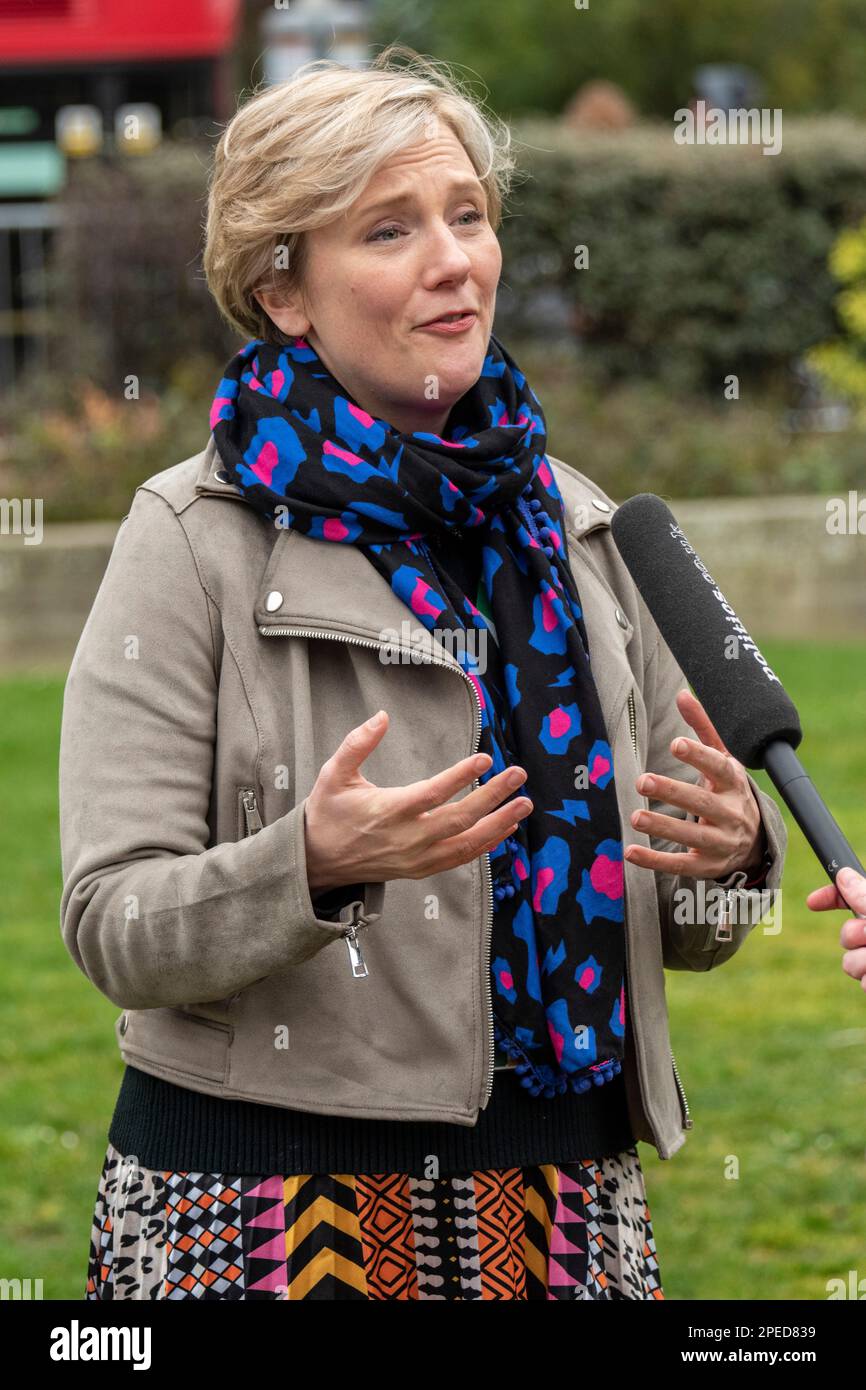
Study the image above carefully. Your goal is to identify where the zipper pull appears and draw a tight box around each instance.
[241,790,263,835]
[338,900,380,979]
[343,924,368,978]
[715,889,735,943]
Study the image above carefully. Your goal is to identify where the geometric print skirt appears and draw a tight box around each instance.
[85,1142,663,1301]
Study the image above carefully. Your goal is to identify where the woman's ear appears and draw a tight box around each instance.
[252,286,311,339]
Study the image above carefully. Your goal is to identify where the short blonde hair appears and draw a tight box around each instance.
[203,44,515,344]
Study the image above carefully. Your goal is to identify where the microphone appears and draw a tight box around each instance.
[610,493,865,897]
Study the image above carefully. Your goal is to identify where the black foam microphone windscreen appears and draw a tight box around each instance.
[610,494,802,768]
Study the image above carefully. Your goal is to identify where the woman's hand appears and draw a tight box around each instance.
[303,709,533,894]
[806,865,866,992]
[623,688,766,881]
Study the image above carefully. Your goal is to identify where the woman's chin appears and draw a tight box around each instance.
[419,347,488,403]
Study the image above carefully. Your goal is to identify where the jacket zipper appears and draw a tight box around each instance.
[626,689,693,1131]
[241,788,263,835]
[417,538,497,1108]
[258,624,496,1107]
[670,1049,693,1128]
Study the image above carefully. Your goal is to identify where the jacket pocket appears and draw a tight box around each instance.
[190,786,264,1013]
[117,1006,232,1084]
[209,786,267,1009]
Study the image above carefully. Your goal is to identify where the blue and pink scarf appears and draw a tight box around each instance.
[210,332,626,1098]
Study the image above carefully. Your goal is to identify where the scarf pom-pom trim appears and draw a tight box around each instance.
[494,1021,622,1098]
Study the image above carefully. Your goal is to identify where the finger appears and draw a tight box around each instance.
[396,758,526,827]
[387,751,499,820]
[835,867,866,916]
[840,917,866,949]
[629,808,728,854]
[420,765,531,839]
[623,842,725,878]
[326,710,390,781]
[671,736,739,792]
[424,797,533,874]
[675,688,729,754]
[436,793,534,852]
[841,947,866,982]
[634,771,736,826]
[478,819,521,857]
[806,883,847,911]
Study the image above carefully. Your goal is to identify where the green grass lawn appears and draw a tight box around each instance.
[1,641,865,1299]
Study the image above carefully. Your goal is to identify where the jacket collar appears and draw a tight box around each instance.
[192,436,452,664]
[255,517,464,668]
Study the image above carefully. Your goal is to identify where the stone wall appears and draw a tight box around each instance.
[0,495,864,673]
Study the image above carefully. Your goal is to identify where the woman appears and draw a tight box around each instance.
[60,46,786,1301]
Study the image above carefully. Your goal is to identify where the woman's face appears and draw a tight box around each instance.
[255,122,503,436]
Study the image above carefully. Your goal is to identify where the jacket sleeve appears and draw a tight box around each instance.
[58,485,383,1012]
[639,619,787,972]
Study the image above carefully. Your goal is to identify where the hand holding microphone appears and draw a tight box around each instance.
[806,866,866,992]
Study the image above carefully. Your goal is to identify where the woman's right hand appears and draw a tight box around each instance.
[303,709,532,894]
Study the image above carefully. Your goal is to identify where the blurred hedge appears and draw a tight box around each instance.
[37,117,866,396]
[498,116,866,392]
[46,142,236,392]
[513,341,866,503]
[0,144,235,519]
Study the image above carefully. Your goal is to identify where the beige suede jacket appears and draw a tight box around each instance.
[58,436,787,1159]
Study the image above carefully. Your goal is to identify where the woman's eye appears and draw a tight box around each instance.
[368,209,483,242]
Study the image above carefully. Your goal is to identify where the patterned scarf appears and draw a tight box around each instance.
[209,333,626,1098]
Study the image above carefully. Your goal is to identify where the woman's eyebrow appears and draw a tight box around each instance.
[354,178,485,221]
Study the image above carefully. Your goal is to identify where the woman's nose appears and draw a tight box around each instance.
[422,223,474,281]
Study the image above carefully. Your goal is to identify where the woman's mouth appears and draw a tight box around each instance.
[416,311,478,335]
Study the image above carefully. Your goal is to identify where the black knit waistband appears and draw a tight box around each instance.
[108,1064,636,1177]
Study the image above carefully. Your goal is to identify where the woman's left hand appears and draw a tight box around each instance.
[623,688,766,881]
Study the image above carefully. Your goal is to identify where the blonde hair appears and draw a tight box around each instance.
[203,44,515,344]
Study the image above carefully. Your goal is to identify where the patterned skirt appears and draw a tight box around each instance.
[84,1140,663,1300]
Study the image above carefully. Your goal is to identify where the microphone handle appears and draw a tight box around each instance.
[763,740,866,911]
